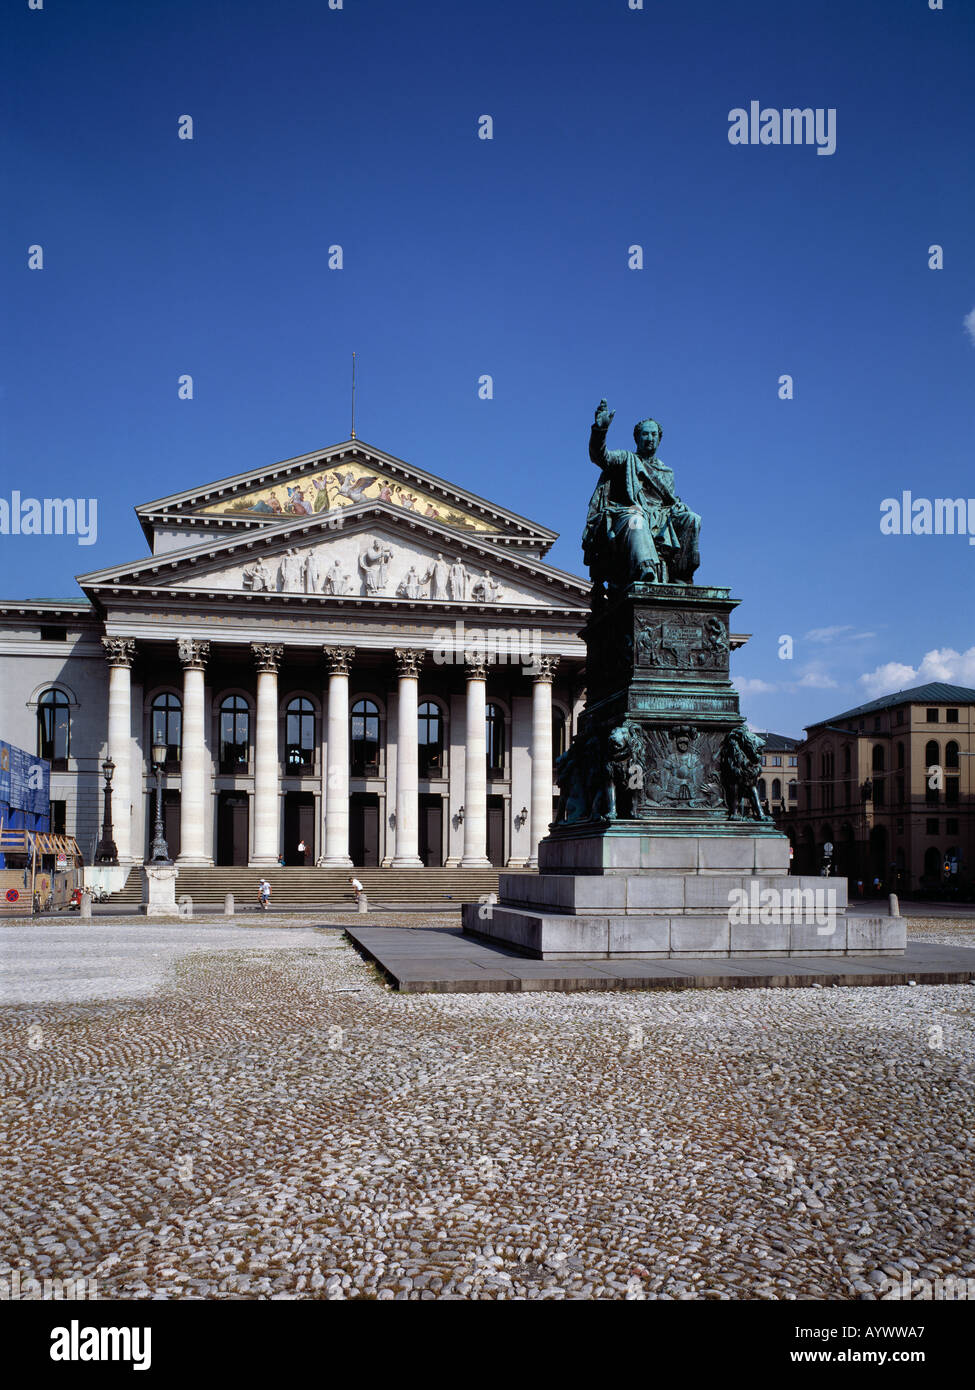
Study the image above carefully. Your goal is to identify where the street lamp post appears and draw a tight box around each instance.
[94,757,118,865]
[149,741,171,864]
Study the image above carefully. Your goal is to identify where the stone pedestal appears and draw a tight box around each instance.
[143,865,179,917]
[463,582,905,961]
[464,833,904,958]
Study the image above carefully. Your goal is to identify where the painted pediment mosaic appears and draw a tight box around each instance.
[197,464,497,534]
[165,528,561,607]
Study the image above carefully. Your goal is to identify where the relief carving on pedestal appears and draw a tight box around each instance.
[635,612,728,670]
[640,724,725,810]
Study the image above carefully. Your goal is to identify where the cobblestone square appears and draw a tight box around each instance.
[2,917,974,1300]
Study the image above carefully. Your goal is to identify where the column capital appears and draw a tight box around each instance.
[177,638,210,670]
[251,642,284,673]
[532,655,560,684]
[394,647,424,679]
[464,657,488,681]
[101,636,136,668]
[323,645,355,676]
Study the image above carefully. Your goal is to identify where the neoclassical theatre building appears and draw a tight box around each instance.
[0,436,603,871]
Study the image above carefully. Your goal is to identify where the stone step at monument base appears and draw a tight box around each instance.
[462,902,906,960]
[538,829,792,875]
[499,870,847,915]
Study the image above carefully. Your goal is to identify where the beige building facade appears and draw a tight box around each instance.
[787,684,975,894]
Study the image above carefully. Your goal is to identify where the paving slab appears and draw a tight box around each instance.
[345,925,975,994]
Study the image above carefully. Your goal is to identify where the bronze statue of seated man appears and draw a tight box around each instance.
[583,400,701,602]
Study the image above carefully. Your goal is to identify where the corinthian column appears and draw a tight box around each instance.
[391,648,424,867]
[321,646,354,866]
[461,658,490,867]
[175,639,211,865]
[528,655,559,866]
[101,637,136,863]
[251,643,283,866]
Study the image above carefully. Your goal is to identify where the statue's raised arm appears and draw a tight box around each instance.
[589,399,618,467]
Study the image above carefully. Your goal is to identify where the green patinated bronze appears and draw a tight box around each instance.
[583,399,701,604]
[550,401,777,838]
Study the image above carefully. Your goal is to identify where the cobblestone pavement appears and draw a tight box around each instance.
[1,918,973,1300]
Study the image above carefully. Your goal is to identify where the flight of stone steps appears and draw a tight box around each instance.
[107,866,529,907]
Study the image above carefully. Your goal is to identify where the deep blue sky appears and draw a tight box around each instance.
[3,0,974,735]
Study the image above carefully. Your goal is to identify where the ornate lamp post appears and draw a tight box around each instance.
[149,741,171,864]
[94,757,118,865]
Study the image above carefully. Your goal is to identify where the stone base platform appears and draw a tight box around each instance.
[463,903,905,959]
[462,833,905,960]
[347,927,971,994]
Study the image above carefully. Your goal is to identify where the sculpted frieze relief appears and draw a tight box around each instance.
[635,611,728,671]
[168,533,531,604]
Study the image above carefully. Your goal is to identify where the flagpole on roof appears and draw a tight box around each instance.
[350,351,357,440]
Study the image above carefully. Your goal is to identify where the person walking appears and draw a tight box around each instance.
[349,875,363,905]
[258,877,272,912]
[297,838,307,864]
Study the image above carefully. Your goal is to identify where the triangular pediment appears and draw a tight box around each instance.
[135,437,557,552]
[79,503,588,610]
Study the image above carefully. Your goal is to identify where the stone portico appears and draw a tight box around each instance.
[0,436,616,870]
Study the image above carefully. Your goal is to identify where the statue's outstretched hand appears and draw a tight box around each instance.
[594,399,615,430]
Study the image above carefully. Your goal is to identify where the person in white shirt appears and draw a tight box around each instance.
[349,876,363,904]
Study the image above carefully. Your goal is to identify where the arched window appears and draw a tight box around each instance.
[552,709,567,766]
[923,846,941,881]
[758,779,767,801]
[486,703,505,773]
[285,697,315,770]
[896,741,905,770]
[219,695,250,772]
[788,779,797,801]
[351,699,380,775]
[418,700,444,777]
[946,740,960,769]
[771,777,782,800]
[872,745,885,772]
[37,688,70,768]
[925,739,940,768]
[150,692,182,764]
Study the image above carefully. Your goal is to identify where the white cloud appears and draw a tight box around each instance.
[737,677,776,694]
[805,625,854,643]
[965,306,975,347]
[916,647,975,683]
[798,671,839,689]
[857,646,975,698]
[858,661,919,697]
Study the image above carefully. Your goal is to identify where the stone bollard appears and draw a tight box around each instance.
[224,893,234,917]
[80,889,92,921]
[889,892,901,918]
[357,892,368,914]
